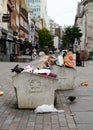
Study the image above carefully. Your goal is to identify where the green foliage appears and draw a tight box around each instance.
[62,26,82,48]
[38,27,53,50]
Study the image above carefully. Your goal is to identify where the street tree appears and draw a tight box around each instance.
[38,27,53,53]
[62,26,82,48]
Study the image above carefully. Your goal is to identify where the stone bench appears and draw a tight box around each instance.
[12,72,58,109]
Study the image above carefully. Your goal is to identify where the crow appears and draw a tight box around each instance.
[11,64,24,74]
[67,96,76,103]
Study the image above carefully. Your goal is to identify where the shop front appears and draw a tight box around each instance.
[0,28,8,60]
[0,27,14,61]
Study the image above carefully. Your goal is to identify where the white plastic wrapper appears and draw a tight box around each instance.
[34,104,64,113]
[33,69,51,75]
[56,55,64,66]
[23,65,34,73]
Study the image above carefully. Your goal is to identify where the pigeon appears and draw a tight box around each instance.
[67,96,76,103]
[11,64,24,74]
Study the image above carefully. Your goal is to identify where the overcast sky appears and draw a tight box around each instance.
[47,0,81,27]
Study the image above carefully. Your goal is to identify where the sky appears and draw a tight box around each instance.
[47,0,81,27]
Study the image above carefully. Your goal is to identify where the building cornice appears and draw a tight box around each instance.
[81,0,93,6]
[7,0,14,12]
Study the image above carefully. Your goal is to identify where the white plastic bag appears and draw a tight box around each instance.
[34,104,64,113]
[56,55,64,66]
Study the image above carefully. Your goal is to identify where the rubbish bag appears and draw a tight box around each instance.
[64,51,75,68]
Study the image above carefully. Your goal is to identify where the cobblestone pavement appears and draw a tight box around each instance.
[0,60,93,130]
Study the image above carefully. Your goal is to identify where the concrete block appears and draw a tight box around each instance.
[52,65,77,90]
[12,72,58,109]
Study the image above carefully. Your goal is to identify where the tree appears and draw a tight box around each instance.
[38,27,53,50]
[62,26,82,48]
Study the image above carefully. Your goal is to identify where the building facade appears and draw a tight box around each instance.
[0,0,29,61]
[26,0,47,27]
[75,0,93,52]
[0,0,14,61]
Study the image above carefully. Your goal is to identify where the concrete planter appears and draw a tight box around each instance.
[52,65,77,90]
[12,72,58,109]
[12,65,76,109]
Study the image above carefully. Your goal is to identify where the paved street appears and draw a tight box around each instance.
[0,60,93,130]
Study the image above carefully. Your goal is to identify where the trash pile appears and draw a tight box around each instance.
[0,90,4,96]
[11,51,75,78]
[81,81,88,86]
[37,51,75,69]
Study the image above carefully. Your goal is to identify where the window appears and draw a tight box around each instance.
[16,16,19,27]
[20,17,23,26]
[16,2,19,13]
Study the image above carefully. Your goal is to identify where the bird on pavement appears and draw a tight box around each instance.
[67,96,76,103]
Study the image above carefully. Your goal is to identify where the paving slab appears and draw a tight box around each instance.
[68,96,93,111]
[74,112,93,124]
[0,60,93,130]
[77,124,93,130]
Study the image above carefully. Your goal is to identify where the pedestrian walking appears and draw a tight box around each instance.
[32,48,37,59]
